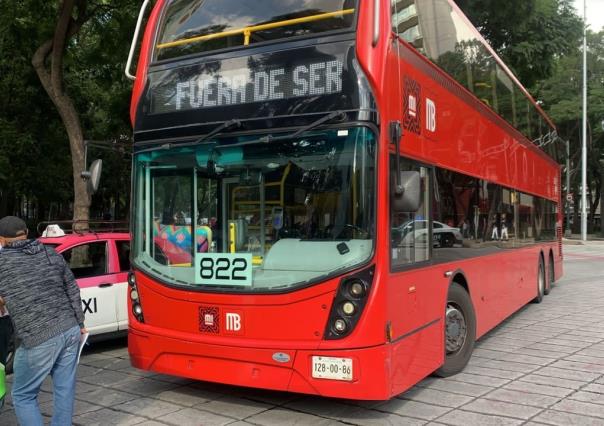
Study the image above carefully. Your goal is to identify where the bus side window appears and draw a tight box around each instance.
[390,157,430,268]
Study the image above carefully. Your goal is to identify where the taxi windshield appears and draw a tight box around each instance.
[132,126,376,292]
[156,0,357,61]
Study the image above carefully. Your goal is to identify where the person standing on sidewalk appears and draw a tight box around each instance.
[0,216,86,426]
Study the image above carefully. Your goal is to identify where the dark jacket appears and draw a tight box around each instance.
[0,239,85,348]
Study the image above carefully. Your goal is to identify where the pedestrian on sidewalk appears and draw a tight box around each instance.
[0,216,86,426]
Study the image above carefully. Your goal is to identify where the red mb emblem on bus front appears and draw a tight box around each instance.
[199,306,220,334]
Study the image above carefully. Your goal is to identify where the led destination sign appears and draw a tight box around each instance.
[151,58,344,114]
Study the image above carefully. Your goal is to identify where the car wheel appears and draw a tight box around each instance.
[434,282,476,377]
[532,256,545,303]
[442,233,455,248]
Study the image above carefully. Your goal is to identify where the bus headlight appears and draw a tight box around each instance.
[324,266,374,340]
[333,318,348,333]
[128,271,144,323]
[342,301,356,316]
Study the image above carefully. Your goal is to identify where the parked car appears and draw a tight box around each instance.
[3,223,130,374]
[393,220,463,248]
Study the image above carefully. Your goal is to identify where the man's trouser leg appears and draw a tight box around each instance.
[12,337,60,426]
[49,325,80,426]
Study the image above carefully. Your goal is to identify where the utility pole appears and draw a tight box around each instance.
[581,0,588,241]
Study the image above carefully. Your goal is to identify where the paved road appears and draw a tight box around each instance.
[1,242,603,425]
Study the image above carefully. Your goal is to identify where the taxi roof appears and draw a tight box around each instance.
[39,231,130,247]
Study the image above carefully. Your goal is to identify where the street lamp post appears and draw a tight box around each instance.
[581,0,588,241]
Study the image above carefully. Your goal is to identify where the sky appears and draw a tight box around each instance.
[574,0,604,32]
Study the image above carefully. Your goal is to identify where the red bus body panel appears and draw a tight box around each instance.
[128,0,563,400]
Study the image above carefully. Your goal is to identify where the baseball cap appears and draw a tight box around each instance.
[0,216,28,238]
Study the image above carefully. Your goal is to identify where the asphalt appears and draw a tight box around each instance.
[1,241,603,425]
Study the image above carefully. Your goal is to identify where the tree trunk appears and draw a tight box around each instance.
[31,0,91,230]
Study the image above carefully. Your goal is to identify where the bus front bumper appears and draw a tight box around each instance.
[128,327,391,400]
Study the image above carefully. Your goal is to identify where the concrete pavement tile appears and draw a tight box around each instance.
[463,366,524,380]
[461,398,542,419]
[550,360,604,374]
[285,397,426,425]
[557,333,603,343]
[245,408,351,426]
[508,348,567,360]
[155,385,217,406]
[531,366,601,382]
[550,398,604,417]
[503,381,573,398]
[434,409,523,425]
[75,388,139,407]
[482,389,559,408]
[399,387,474,408]
[83,357,133,370]
[39,398,102,417]
[549,339,592,349]
[79,369,139,387]
[564,354,604,365]
[72,407,148,425]
[443,372,510,388]
[154,407,236,426]
[518,373,585,389]
[582,383,604,393]
[528,343,580,355]
[115,377,182,397]
[375,398,450,420]
[477,359,540,373]
[496,353,552,366]
[575,348,604,358]
[197,395,272,419]
[532,409,604,426]
[568,390,604,404]
[113,396,182,419]
[472,349,513,360]
[417,377,493,397]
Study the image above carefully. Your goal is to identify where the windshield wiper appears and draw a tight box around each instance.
[195,118,241,145]
[289,110,346,139]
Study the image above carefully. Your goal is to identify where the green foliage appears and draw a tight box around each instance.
[0,0,139,221]
[455,0,583,87]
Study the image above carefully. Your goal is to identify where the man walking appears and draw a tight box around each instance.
[0,216,86,426]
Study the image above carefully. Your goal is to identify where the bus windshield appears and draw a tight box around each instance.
[133,126,376,292]
[155,0,357,61]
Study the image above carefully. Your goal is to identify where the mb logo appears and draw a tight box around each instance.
[226,312,241,331]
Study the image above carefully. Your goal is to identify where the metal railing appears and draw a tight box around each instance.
[156,9,355,51]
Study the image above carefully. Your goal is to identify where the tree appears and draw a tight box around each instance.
[30,0,137,228]
[455,0,583,86]
[535,30,604,233]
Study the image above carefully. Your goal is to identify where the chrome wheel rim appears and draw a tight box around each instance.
[538,264,545,295]
[445,304,467,354]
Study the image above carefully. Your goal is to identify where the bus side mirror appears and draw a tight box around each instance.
[392,171,421,213]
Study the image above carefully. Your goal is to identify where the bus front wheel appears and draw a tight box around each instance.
[435,282,476,377]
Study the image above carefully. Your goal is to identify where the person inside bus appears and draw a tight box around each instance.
[500,214,509,241]
[490,214,499,240]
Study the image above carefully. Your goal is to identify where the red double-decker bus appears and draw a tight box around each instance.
[126,0,562,400]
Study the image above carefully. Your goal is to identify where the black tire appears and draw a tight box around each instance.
[442,233,455,248]
[435,282,476,377]
[544,254,554,296]
[532,257,545,303]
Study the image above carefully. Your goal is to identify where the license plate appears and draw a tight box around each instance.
[311,356,353,381]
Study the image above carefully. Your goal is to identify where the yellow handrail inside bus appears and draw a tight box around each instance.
[157,9,355,50]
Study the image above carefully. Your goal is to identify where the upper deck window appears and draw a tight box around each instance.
[156,0,357,61]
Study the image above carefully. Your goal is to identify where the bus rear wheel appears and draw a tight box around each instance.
[544,254,554,296]
[532,257,545,303]
[435,282,476,377]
